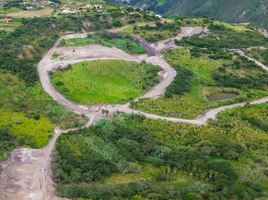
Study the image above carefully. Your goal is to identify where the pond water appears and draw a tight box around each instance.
[207,92,238,102]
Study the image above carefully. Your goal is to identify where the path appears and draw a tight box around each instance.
[233,49,268,71]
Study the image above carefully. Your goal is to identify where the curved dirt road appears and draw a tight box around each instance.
[38,28,268,126]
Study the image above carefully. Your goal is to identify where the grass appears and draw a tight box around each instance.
[7,8,53,18]
[132,48,268,118]
[59,34,147,55]
[51,60,159,104]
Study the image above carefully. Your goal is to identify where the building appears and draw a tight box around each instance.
[93,4,103,12]
[60,7,79,14]
[1,18,13,23]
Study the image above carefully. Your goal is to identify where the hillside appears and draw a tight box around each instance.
[108,0,268,28]
[1,1,268,199]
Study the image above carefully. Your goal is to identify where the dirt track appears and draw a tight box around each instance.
[1,26,268,200]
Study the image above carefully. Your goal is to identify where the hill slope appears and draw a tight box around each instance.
[109,0,268,28]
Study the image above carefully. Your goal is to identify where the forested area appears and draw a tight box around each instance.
[54,103,268,199]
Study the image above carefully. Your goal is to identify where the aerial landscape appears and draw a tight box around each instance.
[1,0,268,199]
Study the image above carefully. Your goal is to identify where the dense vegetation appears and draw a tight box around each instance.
[177,24,268,49]
[60,32,146,55]
[132,48,268,118]
[51,60,159,104]
[54,102,268,199]
[165,67,192,97]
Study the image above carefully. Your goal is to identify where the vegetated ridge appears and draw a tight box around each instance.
[108,0,268,29]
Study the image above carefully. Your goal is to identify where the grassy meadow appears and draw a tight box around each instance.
[51,60,159,104]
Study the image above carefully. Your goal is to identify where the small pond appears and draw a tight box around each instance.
[207,92,238,102]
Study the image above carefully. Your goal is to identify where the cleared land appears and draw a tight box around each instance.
[51,60,159,104]
[7,8,53,18]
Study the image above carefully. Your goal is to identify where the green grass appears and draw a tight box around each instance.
[51,60,159,104]
[132,48,268,118]
[60,34,146,55]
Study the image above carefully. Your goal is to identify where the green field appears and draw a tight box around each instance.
[54,103,268,199]
[51,60,159,104]
[132,48,268,118]
[60,33,147,55]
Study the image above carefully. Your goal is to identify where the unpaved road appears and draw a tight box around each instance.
[1,26,268,200]
[233,49,268,71]
[0,113,100,200]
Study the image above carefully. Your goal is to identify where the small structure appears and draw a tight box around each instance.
[93,4,103,12]
[155,14,162,19]
[1,18,13,23]
[60,7,79,14]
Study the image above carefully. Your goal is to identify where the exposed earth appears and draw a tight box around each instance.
[1,26,268,200]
